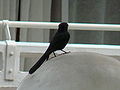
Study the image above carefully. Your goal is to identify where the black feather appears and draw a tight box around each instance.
[29,22,70,74]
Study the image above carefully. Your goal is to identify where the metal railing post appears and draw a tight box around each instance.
[2,20,11,40]
[4,40,16,81]
[2,20,16,80]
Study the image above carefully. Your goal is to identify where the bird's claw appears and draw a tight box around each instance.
[48,51,71,60]
[58,51,71,56]
[63,51,71,54]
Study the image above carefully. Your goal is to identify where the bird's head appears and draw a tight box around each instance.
[58,22,68,31]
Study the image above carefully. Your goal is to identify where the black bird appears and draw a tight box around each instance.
[29,22,70,74]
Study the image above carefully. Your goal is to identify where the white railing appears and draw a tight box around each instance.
[1,20,120,30]
[1,20,120,40]
[1,20,120,87]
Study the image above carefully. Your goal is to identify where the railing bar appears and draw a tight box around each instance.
[15,42,120,49]
[0,21,120,31]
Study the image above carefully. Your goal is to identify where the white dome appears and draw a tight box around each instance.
[17,52,120,90]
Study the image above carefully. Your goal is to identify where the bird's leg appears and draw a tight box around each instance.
[46,55,49,61]
[61,50,67,53]
[53,52,56,57]
[61,50,70,54]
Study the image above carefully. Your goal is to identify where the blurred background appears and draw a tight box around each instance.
[0,0,120,45]
[0,0,120,72]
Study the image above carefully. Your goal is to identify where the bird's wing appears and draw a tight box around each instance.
[47,32,69,51]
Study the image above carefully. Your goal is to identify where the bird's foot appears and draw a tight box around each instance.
[61,51,71,55]
[57,51,71,56]
[61,50,71,54]
[48,51,71,60]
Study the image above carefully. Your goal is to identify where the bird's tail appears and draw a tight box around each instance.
[29,50,52,74]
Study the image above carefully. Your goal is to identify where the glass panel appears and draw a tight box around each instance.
[68,0,120,45]
[20,53,42,71]
[19,52,60,71]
